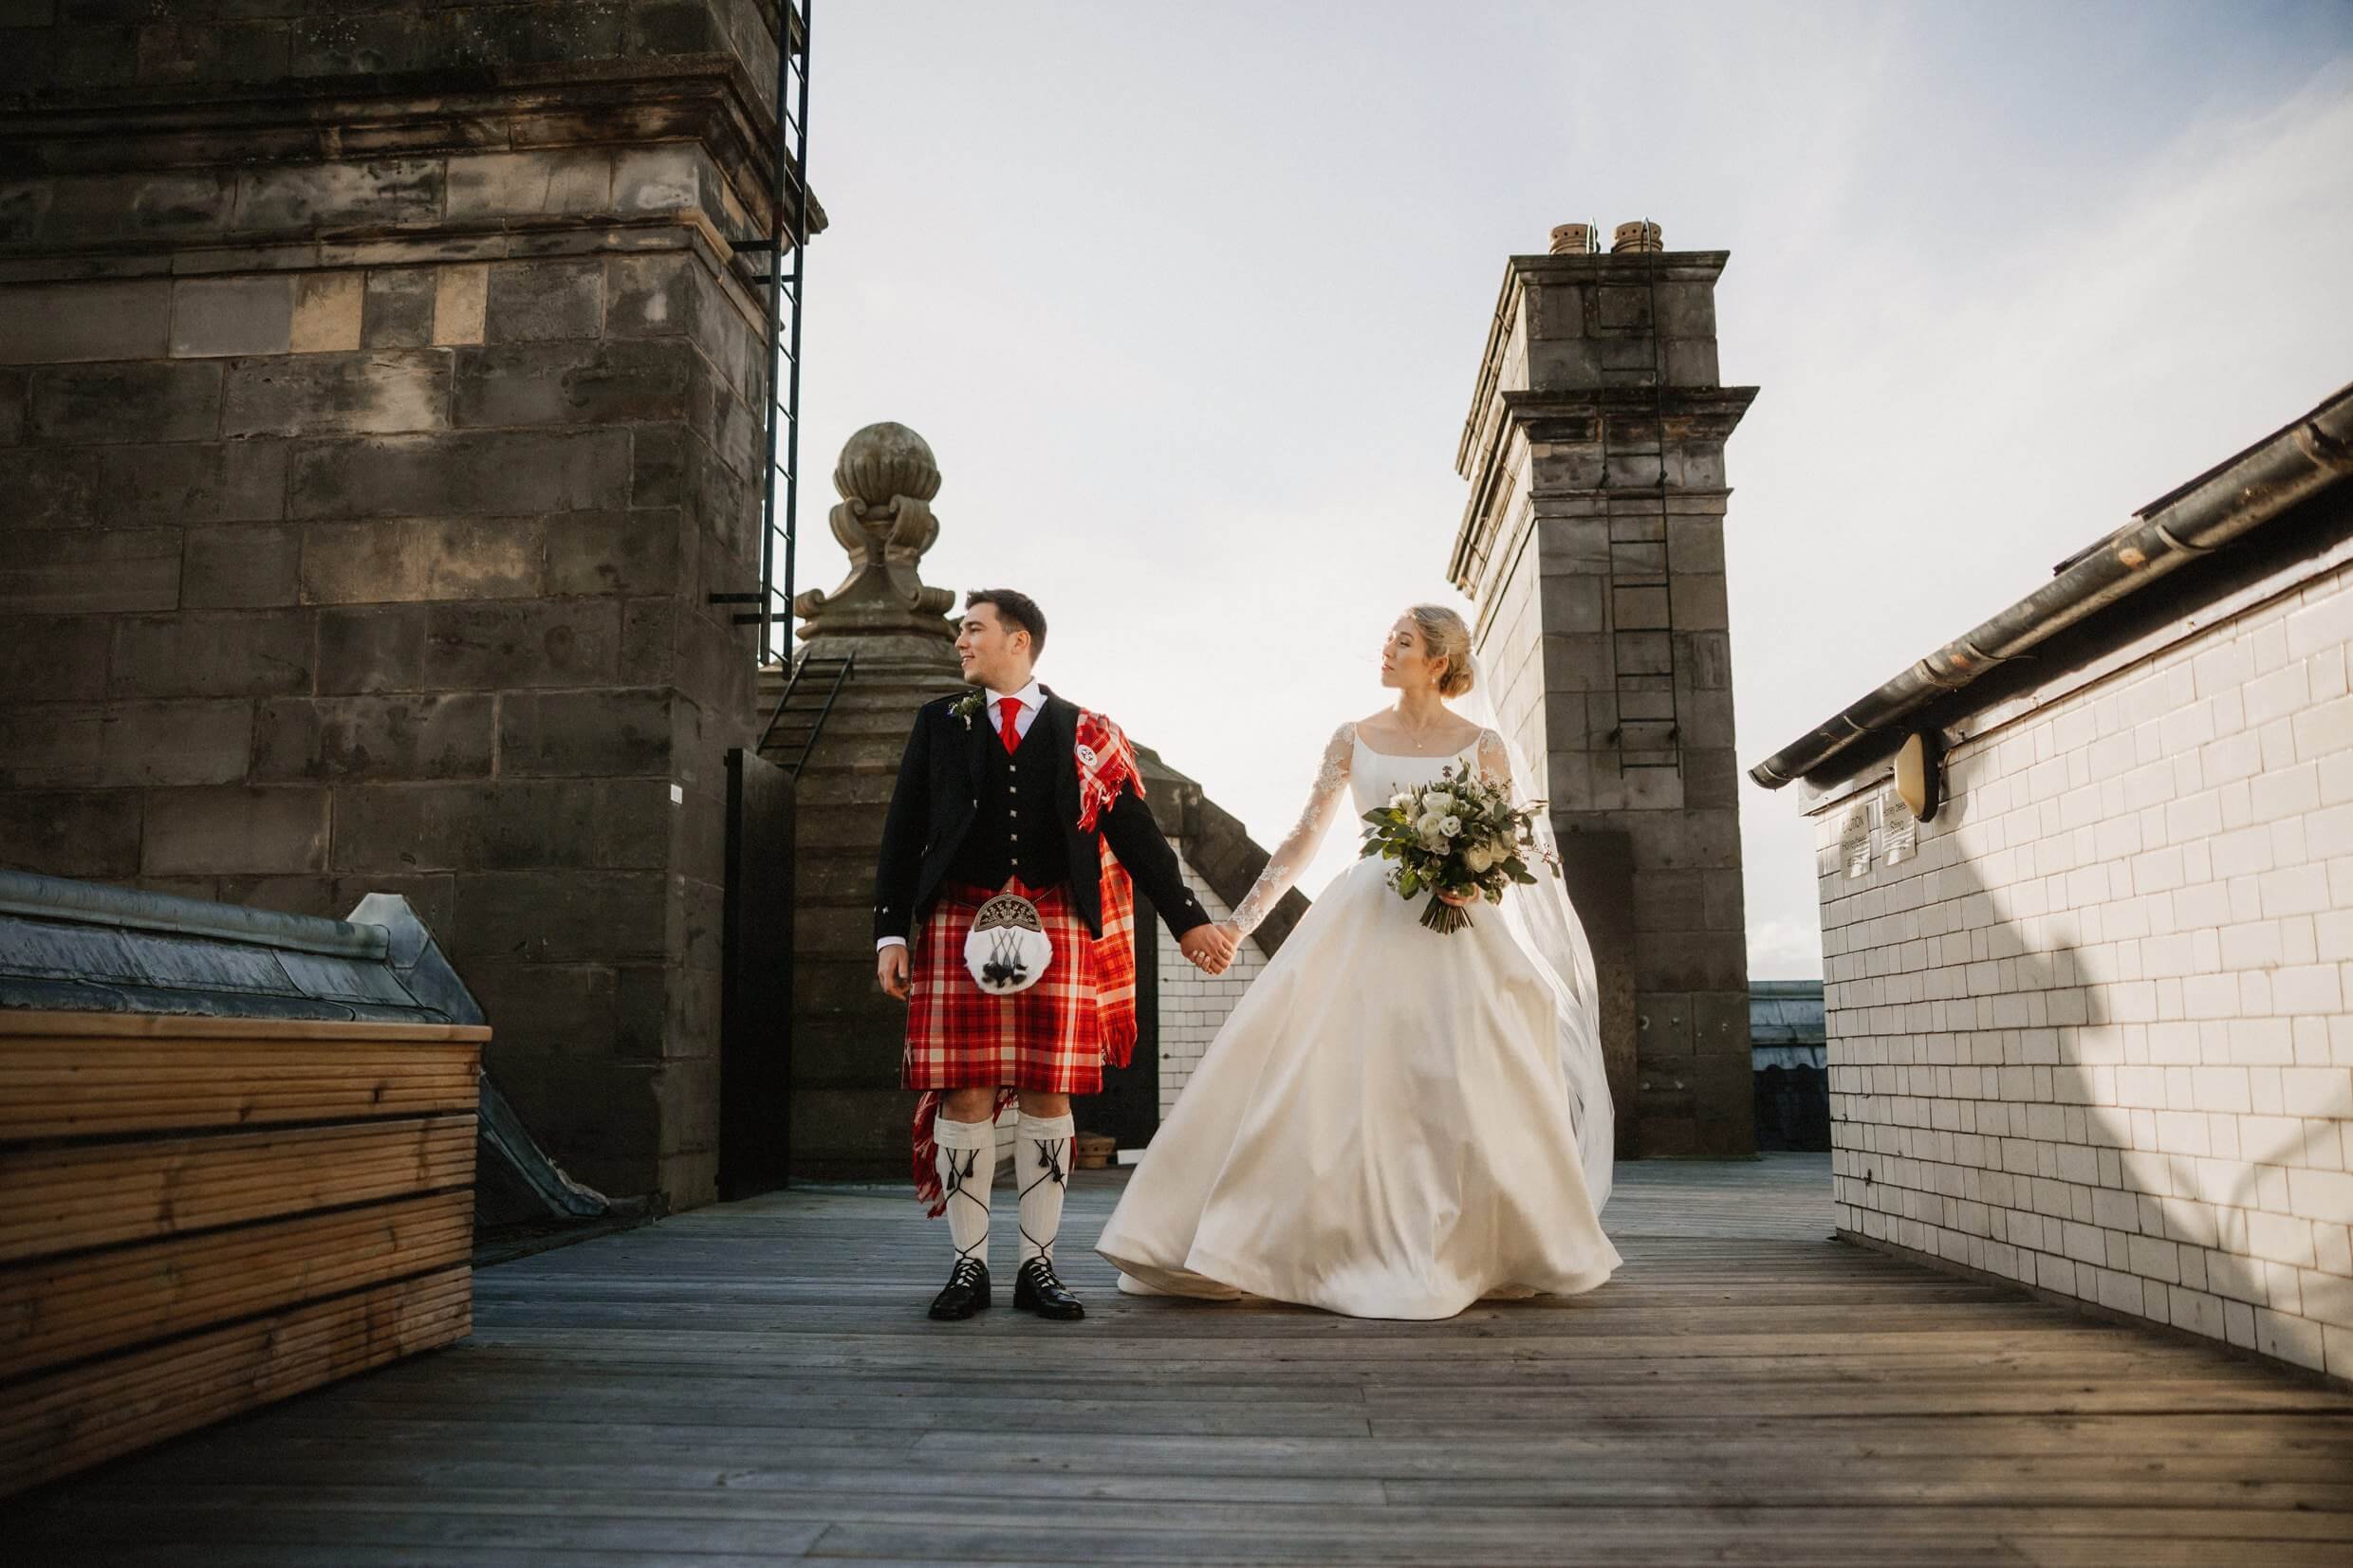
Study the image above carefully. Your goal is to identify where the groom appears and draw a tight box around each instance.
[875,588,1237,1322]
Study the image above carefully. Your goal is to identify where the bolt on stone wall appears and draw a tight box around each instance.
[0,0,806,1209]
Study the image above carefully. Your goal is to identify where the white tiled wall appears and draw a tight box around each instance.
[1813,558,2353,1378]
[1153,862,1269,1120]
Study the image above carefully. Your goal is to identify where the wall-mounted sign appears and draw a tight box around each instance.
[1840,802,1872,879]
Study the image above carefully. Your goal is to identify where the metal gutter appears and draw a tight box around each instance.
[1750,383,2353,790]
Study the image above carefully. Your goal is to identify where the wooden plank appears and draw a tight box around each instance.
[0,1267,470,1496]
[0,1011,491,1043]
[0,1190,472,1379]
[0,1116,476,1264]
[0,1057,479,1138]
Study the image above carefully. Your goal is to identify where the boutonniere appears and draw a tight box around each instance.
[950,691,986,729]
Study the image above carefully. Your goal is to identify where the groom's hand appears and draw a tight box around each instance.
[1178,923,1236,976]
[878,945,911,1000]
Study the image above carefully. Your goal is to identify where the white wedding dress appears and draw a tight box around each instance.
[1095,721,1621,1319]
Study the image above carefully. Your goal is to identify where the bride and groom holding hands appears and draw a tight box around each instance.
[872,587,1620,1324]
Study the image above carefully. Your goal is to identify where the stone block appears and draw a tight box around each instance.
[332,780,598,873]
[300,516,541,603]
[0,614,107,701]
[1675,685,1736,750]
[1538,572,1604,636]
[628,0,728,54]
[109,609,312,698]
[183,522,301,608]
[287,12,426,77]
[546,507,688,598]
[1634,931,1748,993]
[0,705,102,788]
[1638,992,1694,1059]
[100,438,287,527]
[315,599,623,692]
[1691,988,1752,1058]
[361,268,438,349]
[1665,517,1726,574]
[498,687,675,778]
[252,692,495,782]
[29,360,222,444]
[463,958,621,1058]
[603,252,701,341]
[0,280,171,364]
[454,867,670,964]
[222,350,449,437]
[1681,747,1741,808]
[484,258,603,343]
[1541,632,1613,693]
[134,18,291,83]
[1613,583,1670,631]
[1652,282,1717,341]
[143,785,328,876]
[611,143,713,218]
[288,429,631,518]
[433,265,490,346]
[290,271,364,354]
[1701,866,1746,931]
[234,159,442,234]
[98,698,253,786]
[445,148,612,221]
[0,527,179,614]
[452,339,693,428]
[170,276,294,358]
[0,368,23,442]
[595,777,676,869]
[1665,339,1720,388]
[1669,572,1730,632]
[436,1,628,66]
[0,789,142,879]
[39,167,234,249]
[1526,337,1602,390]
[1594,286,1652,331]
[1630,805,1741,871]
[1633,869,1707,933]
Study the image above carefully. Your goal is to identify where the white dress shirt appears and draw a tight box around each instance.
[879,680,1045,953]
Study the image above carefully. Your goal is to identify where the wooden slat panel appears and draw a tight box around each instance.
[0,1044,479,1139]
[0,1267,470,1497]
[0,1116,478,1265]
[0,1190,473,1380]
[0,1012,491,1043]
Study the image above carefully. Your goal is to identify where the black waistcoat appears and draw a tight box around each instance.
[946,711,1069,893]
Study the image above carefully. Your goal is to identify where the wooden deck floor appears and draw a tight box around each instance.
[16,1154,2353,1565]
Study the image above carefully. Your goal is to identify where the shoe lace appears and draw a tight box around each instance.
[951,1257,987,1287]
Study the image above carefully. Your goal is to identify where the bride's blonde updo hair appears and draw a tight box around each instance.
[1408,604,1476,699]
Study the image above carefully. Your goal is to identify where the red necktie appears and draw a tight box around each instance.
[997,697,1023,755]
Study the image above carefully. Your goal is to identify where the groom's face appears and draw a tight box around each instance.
[956,604,1030,691]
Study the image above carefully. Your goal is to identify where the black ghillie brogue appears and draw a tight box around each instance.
[929,1258,991,1320]
[1013,1257,1085,1320]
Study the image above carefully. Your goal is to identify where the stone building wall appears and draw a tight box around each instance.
[1450,241,1758,1157]
[1815,545,2353,1379]
[0,1,805,1208]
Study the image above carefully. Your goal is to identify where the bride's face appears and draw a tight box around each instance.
[1379,617,1443,693]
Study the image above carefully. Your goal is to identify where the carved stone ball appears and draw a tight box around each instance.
[834,422,942,507]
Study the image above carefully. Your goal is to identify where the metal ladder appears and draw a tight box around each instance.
[759,649,854,779]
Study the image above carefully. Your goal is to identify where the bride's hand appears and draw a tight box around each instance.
[1436,886,1473,908]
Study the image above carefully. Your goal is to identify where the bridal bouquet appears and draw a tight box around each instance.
[1358,763,1552,934]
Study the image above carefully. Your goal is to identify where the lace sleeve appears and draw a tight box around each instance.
[1475,728,1514,794]
[1228,722,1356,936]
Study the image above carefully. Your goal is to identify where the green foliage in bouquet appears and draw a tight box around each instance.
[1357,761,1553,934]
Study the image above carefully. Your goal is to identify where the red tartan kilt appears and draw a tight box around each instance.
[903,879,1104,1095]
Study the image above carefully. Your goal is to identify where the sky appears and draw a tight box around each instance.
[797,1,2353,979]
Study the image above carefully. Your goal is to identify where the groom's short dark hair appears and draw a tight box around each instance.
[966,588,1047,657]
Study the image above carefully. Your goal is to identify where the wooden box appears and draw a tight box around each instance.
[0,1010,487,1495]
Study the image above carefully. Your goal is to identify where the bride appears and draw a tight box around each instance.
[1095,604,1621,1319]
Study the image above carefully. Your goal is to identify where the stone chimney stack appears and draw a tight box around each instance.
[1448,223,1759,1158]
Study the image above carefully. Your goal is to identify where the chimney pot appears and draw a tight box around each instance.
[1612,220,1664,254]
[1548,223,1597,255]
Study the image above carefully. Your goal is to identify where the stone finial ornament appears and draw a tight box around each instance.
[793,421,958,637]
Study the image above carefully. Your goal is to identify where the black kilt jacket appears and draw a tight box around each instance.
[873,688,1211,945]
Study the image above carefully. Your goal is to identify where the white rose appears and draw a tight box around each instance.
[1440,815,1462,838]
[1416,812,1443,838]
[1423,791,1454,814]
[1463,842,1497,874]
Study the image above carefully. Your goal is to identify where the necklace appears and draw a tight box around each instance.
[1394,704,1447,750]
